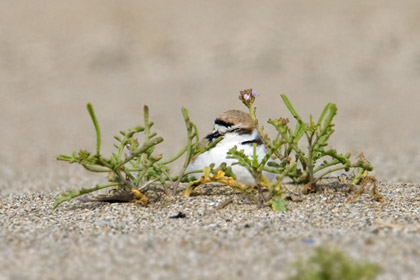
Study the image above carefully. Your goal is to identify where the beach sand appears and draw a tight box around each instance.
[1,1,419,279]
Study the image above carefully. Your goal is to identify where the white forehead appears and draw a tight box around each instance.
[214,122,249,133]
[214,123,229,132]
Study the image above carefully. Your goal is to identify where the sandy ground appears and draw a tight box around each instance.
[1,1,420,279]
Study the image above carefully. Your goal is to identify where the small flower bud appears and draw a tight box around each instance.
[239,88,259,106]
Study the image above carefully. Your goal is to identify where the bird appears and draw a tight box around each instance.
[185,109,270,185]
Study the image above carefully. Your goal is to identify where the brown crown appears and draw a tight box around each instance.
[215,110,254,129]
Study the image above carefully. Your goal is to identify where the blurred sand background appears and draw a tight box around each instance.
[1,1,420,279]
[1,0,420,193]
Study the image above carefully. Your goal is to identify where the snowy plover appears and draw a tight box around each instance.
[186,110,268,185]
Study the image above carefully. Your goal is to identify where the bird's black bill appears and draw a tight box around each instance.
[205,130,222,142]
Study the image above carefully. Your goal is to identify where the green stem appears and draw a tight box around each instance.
[87,103,101,156]
[313,159,341,173]
[172,107,197,195]
[97,156,114,169]
[161,146,187,165]
[281,94,305,124]
[157,166,173,183]
[248,106,285,161]
[305,132,314,182]
[278,162,297,182]
[115,137,163,169]
[319,150,349,165]
[132,157,156,186]
[82,164,111,172]
[352,168,365,185]
[143,105,151,138]
[180,169,203,178]
[57,155,74,162]
[262,166,284,174]
[114,170,135,190]
[315,166,348,182]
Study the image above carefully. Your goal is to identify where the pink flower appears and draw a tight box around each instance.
[239,88,258,106]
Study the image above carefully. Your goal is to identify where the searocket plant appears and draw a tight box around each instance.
[289,246,381,280]
[238,89,375,193]
[55,104,206,208]
[55,104,161,208]
[184,89,378,210]
[56,89,381,209]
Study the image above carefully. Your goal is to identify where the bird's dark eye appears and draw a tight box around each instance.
[231,127,254,135]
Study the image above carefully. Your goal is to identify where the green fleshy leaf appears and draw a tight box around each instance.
[270,197,287,212]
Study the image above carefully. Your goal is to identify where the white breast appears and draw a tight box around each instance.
[186,129,268,185]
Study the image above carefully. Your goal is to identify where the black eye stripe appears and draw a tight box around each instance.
[241,137,263,145]
[214,119,233,128]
